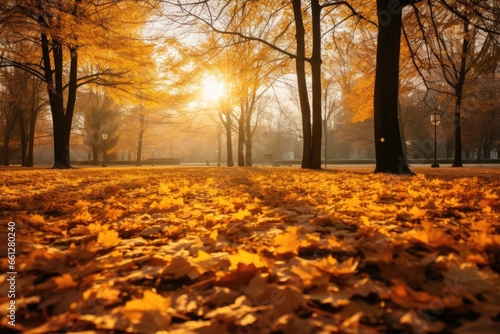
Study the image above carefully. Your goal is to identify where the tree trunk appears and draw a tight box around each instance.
[451,22,469,167]
[245,136,253,166]
[26,75,41,168]
[224,110,234,167]
[451,103,463,167]
[27,107,37,167]
[60,47,78,168]
[237,105,245,166]
[245,105,253,166]
[310,0,323,170]
[484,140,491,159]
[19,110,27,166]
[373,0,413,174]
[41,33,72,169]
[292,0,312,169]
[136,114,145,166]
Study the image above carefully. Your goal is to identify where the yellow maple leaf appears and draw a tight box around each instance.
[274,231,302,255]
[228,249,267,270]
[158,183,171,194]
[233,209,251,220]
[124,290,171,312]
[408,221,454,248]
[97,230,121,247]
[315,256,359,276]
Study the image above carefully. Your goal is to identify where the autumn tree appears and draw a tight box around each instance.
[0,0,156,168]
[0,67,21,166]
[370,0,419,174]
[128,93,177,166]
[406,2,490,166]
[192,28,286,167]
[75,89,121,165]
[1,64,45,166]
[163,0,371,170]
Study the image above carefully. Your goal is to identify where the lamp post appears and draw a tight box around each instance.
[430,113,440,168]
[102,133,108,167]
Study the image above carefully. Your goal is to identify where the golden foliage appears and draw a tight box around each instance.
[0,167,499,332]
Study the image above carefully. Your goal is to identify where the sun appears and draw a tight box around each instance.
[202,75,225,101]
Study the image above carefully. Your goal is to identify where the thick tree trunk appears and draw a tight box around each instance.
[373,0,413,174]
[40,34,72,169]
[310,0,322,170]
[61,47,79,168]
[292,0,312,169]
[451,22,469,167]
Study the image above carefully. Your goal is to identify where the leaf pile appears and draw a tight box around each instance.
[0,167,499,333]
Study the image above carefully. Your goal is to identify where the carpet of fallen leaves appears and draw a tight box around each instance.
[0,166,500,334]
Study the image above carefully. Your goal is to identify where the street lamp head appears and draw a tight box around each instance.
[430,113,441,126]
[102,133,108,140]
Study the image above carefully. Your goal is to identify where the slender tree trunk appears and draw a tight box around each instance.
[26,77,41,168]
[373,0,413,174]
[310,0,322,170]
[292,0,312,169]
[27,108,37,167]
[451,100,463,167]
[136,114,145,166]
[60,47,79,168]
[245,108,253,166]
[224,110,234,167]
[19,110,27,166]
[237,105,245,166]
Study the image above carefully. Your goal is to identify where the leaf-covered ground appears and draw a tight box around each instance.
[1,167,499,334]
